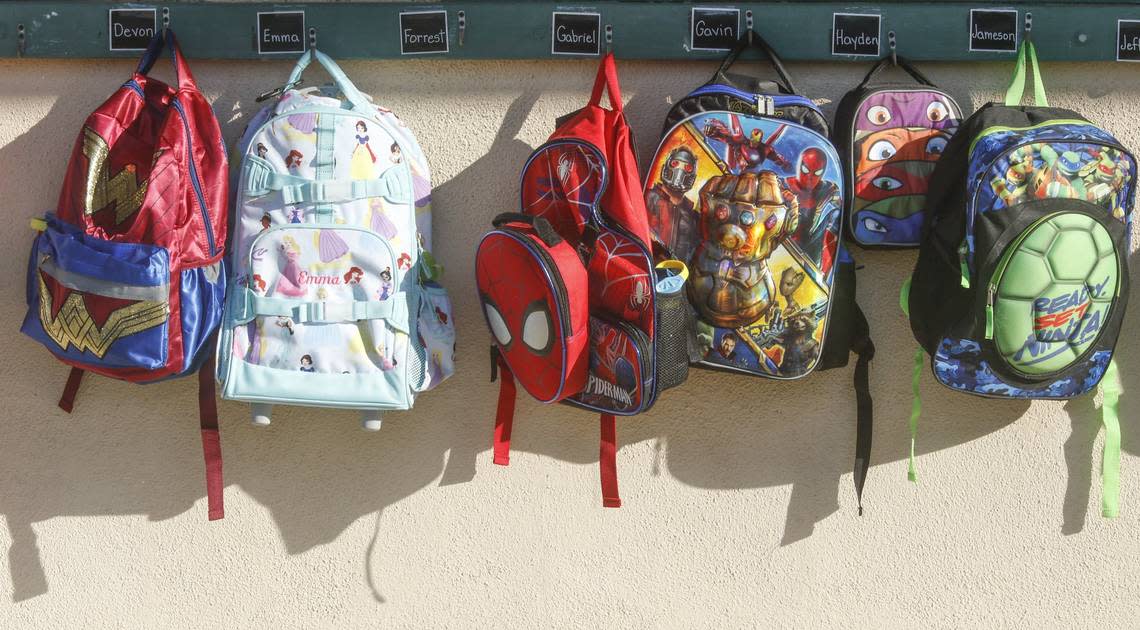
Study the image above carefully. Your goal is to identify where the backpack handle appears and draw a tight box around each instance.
[136,29,197,92]
[284,48,372,111]
[713,31,798,95]
[492,212,564,247]
[589,53,623,112]
[858,55,935,88]
[1004,40,1049,107]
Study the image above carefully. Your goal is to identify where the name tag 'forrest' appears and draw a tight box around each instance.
[401,10,449,55]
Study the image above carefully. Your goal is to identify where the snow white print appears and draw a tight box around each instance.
[351,121,377,180]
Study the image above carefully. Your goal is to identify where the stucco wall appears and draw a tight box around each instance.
[0,54,1137,629]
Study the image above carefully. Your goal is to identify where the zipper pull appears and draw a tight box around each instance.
[958,242,971,289]
[984,285,996,340]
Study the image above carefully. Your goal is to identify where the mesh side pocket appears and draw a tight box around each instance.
[655,290,691,391]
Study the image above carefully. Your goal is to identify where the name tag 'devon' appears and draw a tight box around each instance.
[1119,20,1140,62]
[400,10,449,55]
[969,9,1018,52]
[108,8,157,52]
[256,11,305,55]
[690,8,739,52]
[552,12,601,56]
[831,13,881,57]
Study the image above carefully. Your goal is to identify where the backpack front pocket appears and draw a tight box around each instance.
[979,202,1125,379]
[570,315,652,415]
[22,217,171,370]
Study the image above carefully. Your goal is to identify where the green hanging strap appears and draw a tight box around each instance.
[1004,40,1049,107]
[909,348,923,483]
[898,278,922,482]
[1099,359,1122,518]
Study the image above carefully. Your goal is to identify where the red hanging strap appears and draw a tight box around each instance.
[588,53,623,112]
[58,367,84,413]
[599,413,621,508]
[492,354,516,466]
[198,351,224,521]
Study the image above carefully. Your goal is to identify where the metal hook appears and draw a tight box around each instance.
[16,23,25,58]
[457,11,466,47]
[308,27,317,51]
[1024,12,1033,43]
[888,30,897,66]
[161,7,170,30]
[604,23,613,55]
[745,11,754,44]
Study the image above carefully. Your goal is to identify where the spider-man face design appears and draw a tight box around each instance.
[476,233,568,403]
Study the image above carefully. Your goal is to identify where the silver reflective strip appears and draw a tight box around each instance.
[38,258,169,303]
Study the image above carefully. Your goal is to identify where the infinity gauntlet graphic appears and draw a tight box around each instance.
[689,171,799,328]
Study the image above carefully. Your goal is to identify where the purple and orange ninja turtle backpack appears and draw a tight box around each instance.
[833,55,963,248]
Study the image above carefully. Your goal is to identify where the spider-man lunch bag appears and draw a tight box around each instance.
[476,213,589,404]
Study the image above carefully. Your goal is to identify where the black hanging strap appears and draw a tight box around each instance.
[849,304,875,516]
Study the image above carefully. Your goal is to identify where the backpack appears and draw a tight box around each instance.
[832,56,964,248]
[20,30,230,520]
[477,54,690,507]
[905,40,1135,517]
[217,50,455,429]
[645,32,875,513]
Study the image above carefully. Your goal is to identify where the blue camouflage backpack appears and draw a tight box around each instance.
[904,40,1136,516]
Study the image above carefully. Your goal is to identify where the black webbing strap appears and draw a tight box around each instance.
[850,303,875,516]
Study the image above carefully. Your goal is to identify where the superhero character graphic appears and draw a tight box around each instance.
[851,91,958,245]
[703,115,791,172]
[1032,146,1088,200]
[645,146,699,261]
[987,143,1134,214]
[990,145,1038,206]
[688,170,799,328]
[579,320,641,411]
[786,147,840,270]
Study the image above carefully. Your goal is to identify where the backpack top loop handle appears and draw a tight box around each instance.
[284,48,372,111]
[713,30,798,95]
[1004,40,1049,107]
[859,55,935,88]
[589,53,623,112]
[136,28,197,92]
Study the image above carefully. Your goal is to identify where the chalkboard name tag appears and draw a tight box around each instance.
[832,13,881,57]
[970,9,1018,53]
[401,10,449,55]
[691,8,739,52]
[257,11,306,55]
[552,12,601,56]
[1119,20,1140,62]
[108,8,157,52]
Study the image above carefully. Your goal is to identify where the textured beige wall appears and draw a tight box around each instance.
[0,55,1138,629]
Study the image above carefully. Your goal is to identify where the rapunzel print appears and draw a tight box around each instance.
[351,120,377,180]
[274,235,306,297]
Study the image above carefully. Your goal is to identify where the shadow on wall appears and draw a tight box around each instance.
[0,61,1132,604]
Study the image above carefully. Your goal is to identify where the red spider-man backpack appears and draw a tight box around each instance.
[476,54,691,506]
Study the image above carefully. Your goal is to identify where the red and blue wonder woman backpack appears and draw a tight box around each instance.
[905,40,1136,516]
[20,30,229,519]
[644,32,875,513]
[476,54,691,506]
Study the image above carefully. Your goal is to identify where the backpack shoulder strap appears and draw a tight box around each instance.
[1004,40,1049,107]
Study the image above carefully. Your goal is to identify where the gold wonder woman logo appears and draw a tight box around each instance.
[82,127,150,224]
[38,275,168,358]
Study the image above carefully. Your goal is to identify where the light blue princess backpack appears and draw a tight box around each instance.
[217,50,455,429]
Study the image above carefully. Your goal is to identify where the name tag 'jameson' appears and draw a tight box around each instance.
[969,9,1018,53]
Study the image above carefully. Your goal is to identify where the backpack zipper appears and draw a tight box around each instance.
[685,84,820,114]
[170,98,218,257]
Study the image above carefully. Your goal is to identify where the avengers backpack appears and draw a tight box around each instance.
[645,32,875,513]
[476,54,690,507]
[218,51,455,428]
[833,55,964,247]
[20,30,230,520]
[905,40,1135,517]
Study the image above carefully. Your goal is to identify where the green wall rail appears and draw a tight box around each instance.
[0,1,1138,62]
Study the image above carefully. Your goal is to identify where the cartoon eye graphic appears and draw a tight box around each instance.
[873,176,903,191]
[670,160,680,168]
[484,300,512,347]
[814,168,824,176]
[739,210,756,226]
[926,136,949,155]
[868,140,897,162]
[862,217,888,234]
[521,300,552,355]
[801,163,810,174]
[867,105,892,126]
[927,101,949,123]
